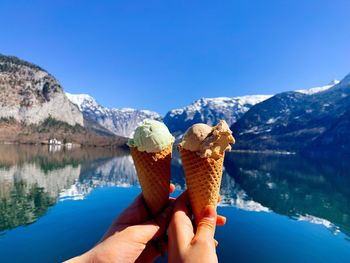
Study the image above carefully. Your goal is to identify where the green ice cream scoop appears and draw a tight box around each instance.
[127,120,174,153]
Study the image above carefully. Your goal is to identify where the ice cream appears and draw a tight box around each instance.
[180,123,212,152]
[180,120,235,159]
[178,120,235,225]
[128,119,174,215]
[128,119,174,152]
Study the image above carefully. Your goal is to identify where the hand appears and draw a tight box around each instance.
[65,184,176,263]
[168,191,224,263]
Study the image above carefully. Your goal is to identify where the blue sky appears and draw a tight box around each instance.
[1,0,350,114]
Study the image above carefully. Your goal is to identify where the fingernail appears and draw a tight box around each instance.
[221,216,227,224]
[214,239,219,247]
[203,205,216,219]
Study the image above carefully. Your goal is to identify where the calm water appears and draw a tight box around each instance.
[0,145,350,263]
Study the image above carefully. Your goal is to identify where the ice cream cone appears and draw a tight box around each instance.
[130,144,172,215]
[178,145,224,224]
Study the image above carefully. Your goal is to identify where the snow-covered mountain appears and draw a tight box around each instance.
[66,93,161,137]
[59,154,138,201]
[231,76,350,154]
[163,95,272,134]
[295,80,340,95]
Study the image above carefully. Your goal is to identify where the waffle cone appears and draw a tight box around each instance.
[130,144,172,215]
[179,145,224,224]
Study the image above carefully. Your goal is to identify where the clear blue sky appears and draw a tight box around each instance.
[1,0,350,114]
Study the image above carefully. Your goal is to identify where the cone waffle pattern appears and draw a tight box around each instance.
[179,145,224,223]
[130,144,172,215]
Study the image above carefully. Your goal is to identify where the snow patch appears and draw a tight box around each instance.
[296,80,339,95]
[267,118,278,124]
[219,190,270,212]
[168,95,272,121]
[66,92,162,137]
[297,214,340,234]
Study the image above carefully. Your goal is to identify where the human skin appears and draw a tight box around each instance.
[65,185,225,263]
[65,185,176,263]
[168,191,219,263]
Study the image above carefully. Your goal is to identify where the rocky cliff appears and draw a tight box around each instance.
[0,55,83,126]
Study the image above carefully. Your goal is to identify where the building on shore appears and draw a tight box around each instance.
[48,138,62,145]
[48,138,74,152]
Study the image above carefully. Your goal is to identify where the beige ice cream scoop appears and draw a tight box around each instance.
[180,123,212,152]
[180,120,235,160]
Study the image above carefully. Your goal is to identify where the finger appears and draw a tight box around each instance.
[169,183,175,194]
[136,202,174,241]
[153,200,175,238]
[135,240,161,263]
[168,191,194,249]
[115,194,150,225]
[216,215,226,226]
[194,205,217,241]
[173,190,191,216]
[102,194,150,240]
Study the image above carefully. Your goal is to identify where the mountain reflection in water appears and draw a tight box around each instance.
[0,145,135,232]
[224,152,350,237]
[0,145,349,241]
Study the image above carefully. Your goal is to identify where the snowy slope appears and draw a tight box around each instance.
[66,93,161,137]
[163,95,272,134]
[231,76,350,153]
[296,80,339,95]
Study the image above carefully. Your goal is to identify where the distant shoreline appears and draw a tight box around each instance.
[0,140,127,149]
[230,149,296,155]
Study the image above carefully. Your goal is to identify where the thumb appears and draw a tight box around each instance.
[194,205,217,241]
[139,202,175,241]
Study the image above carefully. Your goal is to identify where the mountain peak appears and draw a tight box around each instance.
[339,73,350,86]
[164,94,271,134]
[0,54,46,73]
[66,92,161,137]
[328,79,340,86]
[295,80,339,95]
[65,93,100,112]
[231,74,350,153]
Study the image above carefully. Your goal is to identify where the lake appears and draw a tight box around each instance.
[0,144,349,263]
